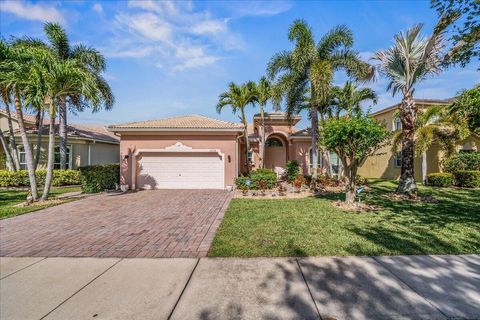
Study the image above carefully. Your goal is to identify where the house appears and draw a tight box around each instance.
[358,99,479,181]
[109,99,479,190]
[108,113,340,190]
[0,109,119,170]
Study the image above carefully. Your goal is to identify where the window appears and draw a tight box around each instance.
[394,152,402,167]
[54,145,72,169]
[329,151,340,175]
[393,117,402,131]
[18,146,27,170]
[247,150,253,164]
[265,137,283,147]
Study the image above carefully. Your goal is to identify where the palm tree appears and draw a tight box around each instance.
[392,105,470,184]
[268,20,373,178]
[0,42,47,200]
[40,57,103,200]
[252,77,273,168]
[373,23,446,194]
[217,82,257,173]
[329,81,378,118]
[0,87,21,170]
[42,22,113,169]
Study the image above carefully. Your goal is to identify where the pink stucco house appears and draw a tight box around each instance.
[108,112,326,190]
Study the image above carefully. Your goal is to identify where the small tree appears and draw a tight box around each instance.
[320,113,390,204]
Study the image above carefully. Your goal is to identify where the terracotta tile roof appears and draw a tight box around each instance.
[16,124,119,144]
[108,114,244,130]
[0,108,49,125]
[372,98,453,116]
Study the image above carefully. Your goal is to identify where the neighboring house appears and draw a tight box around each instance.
[0,109,119,170]
[358,99,479,181]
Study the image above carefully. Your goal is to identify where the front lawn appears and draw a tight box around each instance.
[209,180,480,257]
[0,186,82,219]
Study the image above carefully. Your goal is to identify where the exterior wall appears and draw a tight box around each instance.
[358,105,480,180]
[5,137,119,170]
[118,133,238,189]
[290,140,310,175]
[90,142,119,165]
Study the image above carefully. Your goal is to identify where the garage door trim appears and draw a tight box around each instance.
[133,142,225,189]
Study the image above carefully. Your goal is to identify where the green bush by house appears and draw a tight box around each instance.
[453,170,480,188]
[426,173,453,187]
[235,168,277,190]
[78,164,120,193]
[285,160,300,183]
[0,169,80,187]
[444,152,480,173]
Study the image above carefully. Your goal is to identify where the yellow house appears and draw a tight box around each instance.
[1,109,119,170]
[358,99,480,181]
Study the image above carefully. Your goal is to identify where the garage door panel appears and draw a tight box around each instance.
[137,152,224,189]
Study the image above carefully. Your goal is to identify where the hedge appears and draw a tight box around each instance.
[444,152,480,173]
[235,168,277,190]
[0,169,80,187]
[426,173,453,187]
[78,164,120,193]
[453,170,480,188]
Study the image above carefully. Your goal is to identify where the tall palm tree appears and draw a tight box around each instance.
[392,105,470,184]
[0,42,48,200]
[42,22,113,169]
[252,76,273,168]
[0,87,21,170]
[217,82,257,174]
[373,23,446,194]
[268,20,373,178]
[40,57,103,200]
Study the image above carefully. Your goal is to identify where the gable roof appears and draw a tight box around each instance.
[14,124,119,144]
[108,114,244,131]
[0,108,49,125]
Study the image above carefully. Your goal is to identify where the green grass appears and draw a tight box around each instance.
[209,180,480,257]
[0,186,82,219]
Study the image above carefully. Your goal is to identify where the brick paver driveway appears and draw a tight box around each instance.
[0,190,232,258]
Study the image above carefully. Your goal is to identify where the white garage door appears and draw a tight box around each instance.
[137,152,224,189]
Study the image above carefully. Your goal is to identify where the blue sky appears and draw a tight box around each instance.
[1,0,478,128]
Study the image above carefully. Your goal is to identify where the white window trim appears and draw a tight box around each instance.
[393,117,402,131]
[394,152,402,167]
[54,145,73,169]
[308,147,322,169]
[18,145,27,170]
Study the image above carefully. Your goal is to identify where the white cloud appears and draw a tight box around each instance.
[191,19,227,35]
[233,1,292,17]
[1,0,65,24]
[105,1,242,72]
[92,3,103,14]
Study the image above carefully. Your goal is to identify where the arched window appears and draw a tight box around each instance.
[265,137,283,147]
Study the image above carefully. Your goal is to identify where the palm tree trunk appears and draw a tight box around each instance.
[310,105,319,179]
[260,104,265,169]
[241,110,250,174]
[13,90,38,200]
[4,103,21,170]
[59,96,67,170]
[397,92,418,194]
[42,104,56,201]
[34,109,44,170]
[0,130,15,170]
[422,151,427,185]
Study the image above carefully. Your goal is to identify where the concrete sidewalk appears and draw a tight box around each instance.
[1,255,478,320]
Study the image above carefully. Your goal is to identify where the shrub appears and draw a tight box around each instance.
[293,175,306,192]
[444,152,480,173]
[426,173,453,187]
[453,170,480,188]
[286,160,300,183]
[235,169,277,190]
[0,169,80,187]
[78,164,119,193]
[250,169,277,189]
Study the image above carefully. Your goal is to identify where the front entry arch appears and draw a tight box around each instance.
[264,134,287,170]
